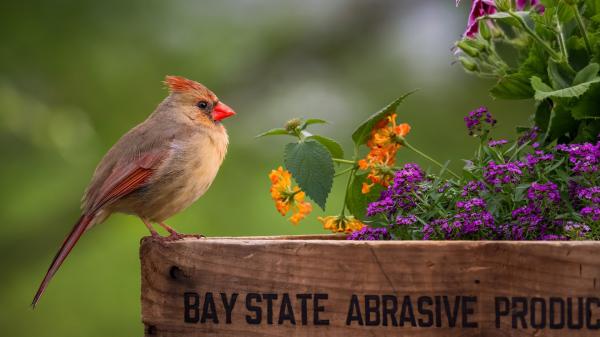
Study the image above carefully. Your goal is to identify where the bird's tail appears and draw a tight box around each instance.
[31,213,94,308]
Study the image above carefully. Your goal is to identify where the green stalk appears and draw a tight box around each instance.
[339,167,357,216]
[334,166,354,177]
[400,138,461,180]
[571,4,593,54]
[332,158,356,165]
[508,11,562,61]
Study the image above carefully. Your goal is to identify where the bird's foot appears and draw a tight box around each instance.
[159,222,204,241]
[163,232,205,241]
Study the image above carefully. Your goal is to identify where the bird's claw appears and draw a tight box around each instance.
[163,232,205,241]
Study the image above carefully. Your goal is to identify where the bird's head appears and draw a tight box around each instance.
[163,75,236,127]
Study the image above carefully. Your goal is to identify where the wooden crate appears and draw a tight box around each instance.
[140,235,600,337]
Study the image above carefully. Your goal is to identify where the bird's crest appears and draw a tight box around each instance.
[164,75,207,94]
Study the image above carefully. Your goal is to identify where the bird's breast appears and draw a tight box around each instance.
[122,130,228,222]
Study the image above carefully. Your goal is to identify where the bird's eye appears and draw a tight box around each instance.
[197,101,208,110]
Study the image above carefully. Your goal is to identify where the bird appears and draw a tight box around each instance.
[32,75,236,307]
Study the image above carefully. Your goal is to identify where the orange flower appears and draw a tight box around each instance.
[318,215,366,233]
[358,114,411,194]
[269,167,312,224]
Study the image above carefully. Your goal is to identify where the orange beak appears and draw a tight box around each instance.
[212,102,236,121]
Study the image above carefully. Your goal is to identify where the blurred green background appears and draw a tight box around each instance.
[0,0,534,336]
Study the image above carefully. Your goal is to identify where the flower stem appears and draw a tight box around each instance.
[340,167,357,216]
[509,11,562,61]
[571,4,593,54]
[332,158,357,165]
[334,166,354,177]
[400,138,461,180]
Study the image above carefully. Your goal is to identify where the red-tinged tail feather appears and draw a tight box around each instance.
[31,214,94,308]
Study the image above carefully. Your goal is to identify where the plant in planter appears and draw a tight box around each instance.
[258,0,600,240]
[455,0,600,143]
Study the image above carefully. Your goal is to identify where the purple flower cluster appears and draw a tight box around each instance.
[577,186,600,203]
[421,198,494,239]
[452,198,494,236]
[517,126,540,146]
[396,214,417,226]
[462,180,486,197]
[523,150,553,169]
[527,182,560,205]
[556,140,600,174]
[347,226,391,241]
[363,110,598,242]
[483,161,523,188]
[464,106,496,136]
[580,207,600,222]
[367,163,425,217]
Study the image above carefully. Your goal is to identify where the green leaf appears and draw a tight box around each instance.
[490,73,534,99]
[345,173,382,221]
[547,60,571,89]
[572,83,600,120]
[284,140,334,210]
[573,63,599,85]
[300,118,327,130]
[256,128,290,138]
[306,135,344,159]
[531,75,600,100]
[535,100,552,132]
[352,89,418,146]
[544,104,578,143]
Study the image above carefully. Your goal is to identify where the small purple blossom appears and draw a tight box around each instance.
[464,106,497,136]
[483,161,523,188]
[488,139,508,147]
[517,126,540,146]
[396,214,417,226]
[564,221,590,239]
[556,140,600,174]
[527,182,560,204]
[461,180,486,197]
[347,226,391,241]
[523,150,554,169]
[580,206,600,222]
[540,234,566,241]
[367,163,426,217]
[577,186,600,203]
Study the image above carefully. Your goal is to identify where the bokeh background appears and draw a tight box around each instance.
[0,0,534,336]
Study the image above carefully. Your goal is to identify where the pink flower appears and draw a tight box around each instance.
[462,0,497,38]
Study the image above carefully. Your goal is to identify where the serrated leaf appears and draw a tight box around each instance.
[256,128,290,138]
[531,75,600,100]
[306,135,344,159]
[573,63,599,85]
[346,173,382,221]
[284,140,333,210]
[352,89,418,146]
[490,73,534,99]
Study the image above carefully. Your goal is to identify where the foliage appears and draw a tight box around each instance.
[456,0,600,144]
[365,107,599,241]
[258,93,425,230]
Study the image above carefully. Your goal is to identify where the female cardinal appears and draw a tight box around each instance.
[32,75,236,307]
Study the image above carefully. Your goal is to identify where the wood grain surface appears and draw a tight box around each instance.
[140,236,600,336]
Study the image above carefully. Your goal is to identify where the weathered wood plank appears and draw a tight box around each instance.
[141,236,600,337]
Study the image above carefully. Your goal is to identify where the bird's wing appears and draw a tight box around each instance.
[86,149,168,213]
